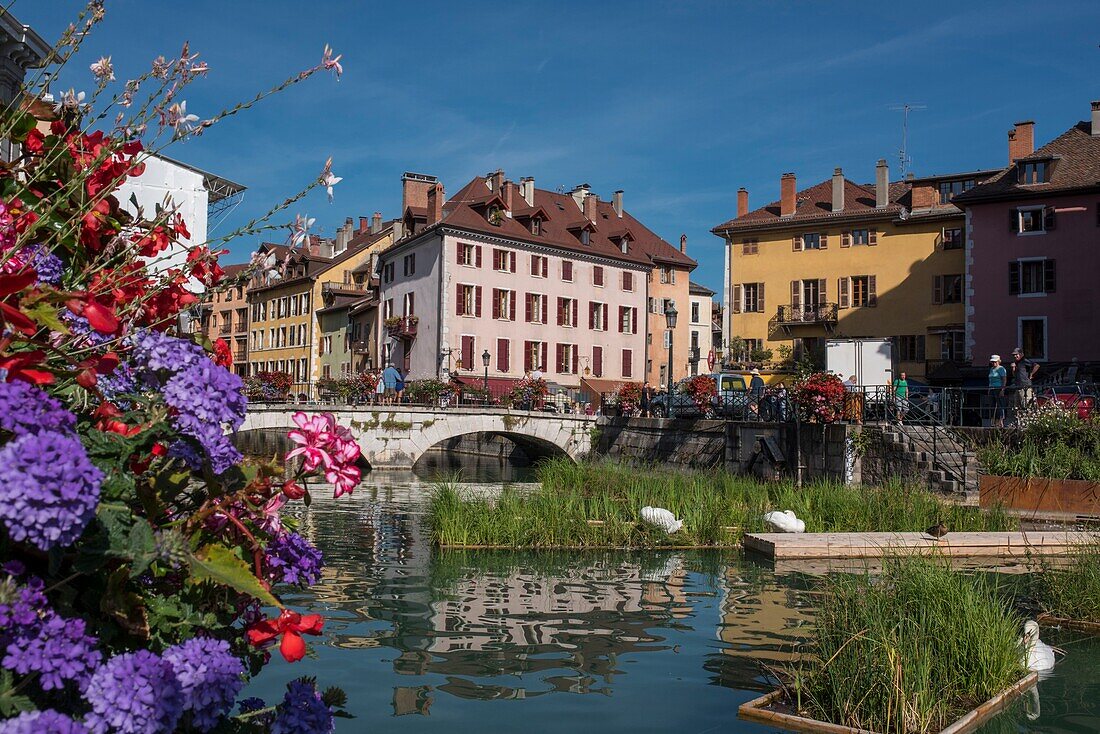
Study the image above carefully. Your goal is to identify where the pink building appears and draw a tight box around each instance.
[377,171,675,389]
[956,103,1100,364]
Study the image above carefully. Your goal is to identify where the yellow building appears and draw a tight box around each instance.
[712,162,999,381]
[247,215,395,393]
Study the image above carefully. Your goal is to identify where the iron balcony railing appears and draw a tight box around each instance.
[775,303,838,325]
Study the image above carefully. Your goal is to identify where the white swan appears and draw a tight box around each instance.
[1020,620,1056,672]
[640,506,684,535]
[763,510,805,533]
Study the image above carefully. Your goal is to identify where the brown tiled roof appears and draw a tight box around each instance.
[221,263,250,279]
[954,121,1100,203]
[403,177,695,269]
[713,178,905,234]
[689,281,715,296]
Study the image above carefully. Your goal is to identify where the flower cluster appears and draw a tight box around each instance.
[273,679,335,734]
[265,530,324,586]
[508,376,548,408]
[84,650,185,734]
[793,372,847,423]
[0,380,76,436]
[162,638,245,732]
[286,412,362,497]
[679,375,717,413]
[163,359,246,474]
[613,382,643,415]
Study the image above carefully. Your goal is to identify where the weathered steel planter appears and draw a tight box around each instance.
[738,672,1038,734]
[979,475,1100,518]
[1037,612,1100,634]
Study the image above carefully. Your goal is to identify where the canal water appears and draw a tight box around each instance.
[246,461,1100,733]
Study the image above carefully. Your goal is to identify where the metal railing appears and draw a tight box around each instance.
[775,303,838,325]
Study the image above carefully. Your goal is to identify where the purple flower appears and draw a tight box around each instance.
[273,679,334,734]
[0,575,46,629]
[61,312,115,349]
[84,650,183,734]
[25,246,64,286]
[130,330,207,377]
[96,360,136,405]
[238,697,274,728]
[0,381,76,437]
[2,612,101,690]
[265,531,324,586]
[0,709,89,733]
[0,432,102,550]
[163,638,244,732]
[163,361,245,474]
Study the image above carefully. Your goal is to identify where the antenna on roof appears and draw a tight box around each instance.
[888,103,926,177]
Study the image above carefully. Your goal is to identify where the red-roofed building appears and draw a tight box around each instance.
[377,171,696,388]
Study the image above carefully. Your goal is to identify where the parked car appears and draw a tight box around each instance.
[1035,384,1096,420]
[650,373,755,419]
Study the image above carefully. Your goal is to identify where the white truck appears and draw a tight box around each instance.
[826,338,894,386]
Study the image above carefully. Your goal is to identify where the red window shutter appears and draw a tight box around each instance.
[497,338,509,372]
[510,253,516,273]
[563,261,573,280]
[456,283,464,315]
[624,272,632,290]
[618,307,625,333]
[457,244,463,265]
[531,254,538,275]
[525,294,532,322]
[542,258,548,277]
[524,341,533,372]
[593,346,603,377]
[622,349,632,378]
[461,335,474,370]
[632,307,637,334]
[492,289,501,319]
[555,344,564,372]
[475,246,483,267]
[589,303,596,329]
[509,291,516,320]
[475,286,483,317]
[541,297,547,324]
[602,304,608,330]
[572,348,578,375]
[594,267,604,286]
[556,298,563,326]
[493,250,500,270]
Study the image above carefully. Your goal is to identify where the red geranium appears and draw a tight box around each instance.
[213,338,233,368]
[247,608,325,663]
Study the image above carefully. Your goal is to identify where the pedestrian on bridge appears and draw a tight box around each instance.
[382,363,400,405]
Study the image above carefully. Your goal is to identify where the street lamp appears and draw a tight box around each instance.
[439,340,452,380]
[664,301,678,414]
[481,349,491,398]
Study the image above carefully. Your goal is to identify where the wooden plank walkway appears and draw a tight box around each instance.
[743,531,1100,560]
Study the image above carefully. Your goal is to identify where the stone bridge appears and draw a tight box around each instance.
[239,406,597,470]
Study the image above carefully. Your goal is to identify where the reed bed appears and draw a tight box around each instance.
[1032,543,1100,623]
[428,458,1016,549]
[793,557,1026,734]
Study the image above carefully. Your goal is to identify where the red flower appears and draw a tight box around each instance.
[281,479,307,500]
[246,609,324,663]
[213,338,233,368]
[0,351,52,385]
[0,269,38,336]
[24,128,44,155]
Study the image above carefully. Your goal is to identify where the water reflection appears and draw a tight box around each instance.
[249,469,1100,733]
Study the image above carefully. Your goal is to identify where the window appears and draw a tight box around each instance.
[741,238,759,255]
[938,179,976,203]
[589,302,607,331]
[487,205,504,225]
[403,292,415,316]
[1017,161,1050,185]
[1009,259,1056,296]
[557,297,577,327]
[523,341,547,372]
[579,229,591,246]
[618,306,637,334]
[531,254,548,278]
[838,276,876,308]
[1015,206,1054,234]
[1019,318,1047,360]
[530,217,542,236]
[526,293,546,324]
[561,260,573,282]
[941,227,963,250]
[592,346,604,377]
[403,253,416,276]
[383,262,395,283]
[622,271,634,291]
[737,282,764,313]
[496,338,510,372]
[659,266,676,284]
[593,266,604,287]
[691,303,700,323]
[457,284,482,316]
[933,274,964,304]
[458,242,481,266]
[897,335,926,362]
[555,343,577,374]
[940,330,965,361]
[851,229,871,246]
[492,289,514,320]
[802,233,822,250]
[492,249,515,272]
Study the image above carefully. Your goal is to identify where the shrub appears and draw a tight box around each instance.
[614,382,643,414]
[245,370,293,400]
[793,372,845,423]
[679,375,717,413]
[404,378,455,405]
[749,347,773,364]
[978,404,1100,480]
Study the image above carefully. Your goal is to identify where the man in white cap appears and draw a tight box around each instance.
[988,355,1007,427]
[1009,347,1039,424]
[748,368,765,418]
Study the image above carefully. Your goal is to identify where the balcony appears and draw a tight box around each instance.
[218,324,232,336]
[775,303,838,326]
[385,316,418,339]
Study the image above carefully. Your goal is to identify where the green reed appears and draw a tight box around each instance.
[795,557,1026,734]
[1032,543,1100,622]
[427,459,1016,548]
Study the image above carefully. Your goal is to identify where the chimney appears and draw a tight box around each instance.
[571,183,590,211]
[520,177,535,207]
[832,167,844,212]
[780,173,796,217]
[308,236,321,257]
[583,192,598,220]
[1008,121,1035,163]
[336,218,352,251]
[679,234,687,254]
[875,159,889,208]
[502,180,514,211]
[426,182,444,225]
[371,212,382,234]
[359,216,368,233]
[612,190,623,218]
[488,169,504,192]
[402,172,437,214]
[1092,101,1100,136]
[736,187,748,218]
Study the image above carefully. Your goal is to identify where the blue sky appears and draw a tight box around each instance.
[20,1,1100,294]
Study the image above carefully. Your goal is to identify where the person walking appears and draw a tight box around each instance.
[775,381,789,422]
[640,381,653,417]
[988,355,1007,428]
[892,371,909,423]
[1009,347,1038,424]
[395,368,406,405]
[843,374,864,424]
[373,369,385,405]
[382,362,400,405]
[748,368,766,418]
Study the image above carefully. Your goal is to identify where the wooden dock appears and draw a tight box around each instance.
[743,531,1100,560]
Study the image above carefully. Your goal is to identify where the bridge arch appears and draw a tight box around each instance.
[238,406,596,470]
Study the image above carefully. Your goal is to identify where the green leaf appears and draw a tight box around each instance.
[188,543,281,609]
[0,671,32,717]
[24,302,69,334]
[128,520,156,577]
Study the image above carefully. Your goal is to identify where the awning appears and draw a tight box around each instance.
[580,377,628,399]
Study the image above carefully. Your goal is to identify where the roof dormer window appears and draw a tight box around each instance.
[531,217,541,236]
[487,205,504,226]
[580,229,591,246]
[620,239,628,254]
[1018,160,1051,185]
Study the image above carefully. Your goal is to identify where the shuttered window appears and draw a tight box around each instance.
[622,349,633,378]
[460,335,474,370]
[593,266,604,286]
[622,271,634,291]
[561,260,573,282]
[497,338,510,372]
